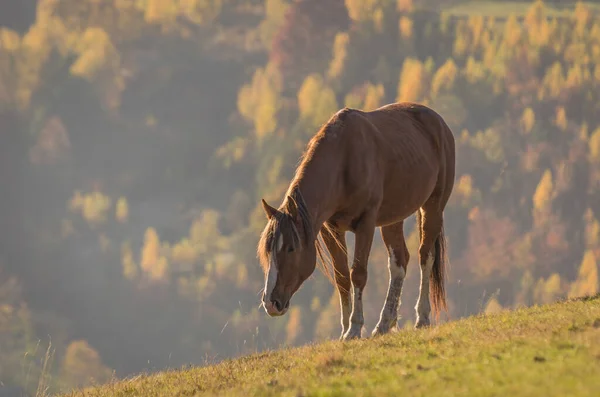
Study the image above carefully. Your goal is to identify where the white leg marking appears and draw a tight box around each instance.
[415,251,434,328]
[373,248,406,336]
[343,287,364,340]
[339,294,351,339]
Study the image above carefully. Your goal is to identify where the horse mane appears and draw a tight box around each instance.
[257,109,352,287]
[287,110,352,286]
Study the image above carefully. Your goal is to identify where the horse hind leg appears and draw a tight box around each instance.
[372,221,409,337]
[415,204,446,329]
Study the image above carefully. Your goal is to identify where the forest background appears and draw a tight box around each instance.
[0,0,599,394]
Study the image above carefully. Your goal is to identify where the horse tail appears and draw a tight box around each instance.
[431,222,448,317]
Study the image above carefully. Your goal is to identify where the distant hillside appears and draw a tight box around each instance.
[65,294,600,397]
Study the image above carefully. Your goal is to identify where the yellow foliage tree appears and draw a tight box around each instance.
[464,56,486,84]
[431,58,458,98]
[70,27,119,81]
[115,197,129,223]
[363,83,385,111]
[484,296,503,314]
[0,28,20,52]
[539,62,565,100]
[297,74,339,129]
[454,174,481,208]
[140,227,169,281]
[144,0,178,25]
[314,291,341,341]
[555,106,567,131]
[399,16,413,39]
[584,209,600,248]
[61,340,112,388]
[69,191,112,227]
[170,238,199,267]
[533,273,564,304]
[533,169,554,212]
[396,57,425,103]
[285,306,302,345]
[179,0,223,26]
[568,251,599,299]
[520,107,536,134]
[259,0,290,50]
[589,127,600,162]
[504,14,522,48]
[327,32,349,80]
[470,128,504,164]
[237,63,282,139]
[397,0,412,12]
[345,0,382,23]
[121,242,138,280]
[573,1,591,37]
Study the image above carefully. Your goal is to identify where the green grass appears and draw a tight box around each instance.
[64,295,600,397]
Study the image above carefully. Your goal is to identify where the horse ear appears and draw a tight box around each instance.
[261,198,278,220]
[286,195,298,220]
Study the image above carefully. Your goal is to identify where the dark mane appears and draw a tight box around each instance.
[257,110,353,285]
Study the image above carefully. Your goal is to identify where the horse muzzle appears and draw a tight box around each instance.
[263,297,290,317]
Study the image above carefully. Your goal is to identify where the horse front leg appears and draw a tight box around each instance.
[321,226,351,340]
[342,213,376,341]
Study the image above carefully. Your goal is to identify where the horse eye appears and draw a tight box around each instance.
[287,246,295,253]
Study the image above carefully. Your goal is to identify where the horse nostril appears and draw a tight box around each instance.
[284,300,290,310]
[272,299,283,312]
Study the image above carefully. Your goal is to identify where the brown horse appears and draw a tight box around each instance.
[257,101,455,340]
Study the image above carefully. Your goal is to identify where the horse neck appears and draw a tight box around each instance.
[289,140,341,237]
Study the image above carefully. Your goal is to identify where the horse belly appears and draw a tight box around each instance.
[375,165,438,226]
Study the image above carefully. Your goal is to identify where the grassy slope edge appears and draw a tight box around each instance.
[66,295,600,397]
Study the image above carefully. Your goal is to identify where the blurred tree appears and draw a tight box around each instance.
[285,306,302,345]
[297,73,338,129]
[584,209,600,249]
[121,241,138,281]
[0,275,43,393]
[568,250,599,299]
[533,273,565,304]
[271,0,349,90]
[61,340,112,389]
[589,127,600,162]
[140,227,169,282]
[555,106,568,131]
[431,58,458,98]
[237,62,282,140]
[396,57,426,102]
[533,170,554,213]
[259,0,290,50]
[327,32,349,81]
[484,296,503,314]
[520,107,536,135]
[115,197,129,223]
[363,83,385,111]
[397,0,412,13]
[69,191,112,227]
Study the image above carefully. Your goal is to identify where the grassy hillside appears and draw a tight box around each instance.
[65,294,600,397]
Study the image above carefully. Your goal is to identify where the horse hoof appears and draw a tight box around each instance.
[342,327,362,340]
[414,319,430,329]
[371,325,389,337]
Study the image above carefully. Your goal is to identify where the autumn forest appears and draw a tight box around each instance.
[0,0,599,394]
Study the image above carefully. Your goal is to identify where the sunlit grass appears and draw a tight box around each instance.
[62,294,600,396]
